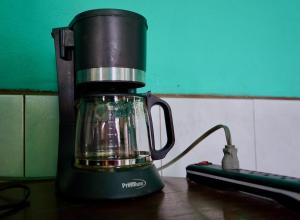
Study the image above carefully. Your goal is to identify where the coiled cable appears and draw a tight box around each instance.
[0,183,30,218]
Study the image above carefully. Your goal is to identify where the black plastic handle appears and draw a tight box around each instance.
[146,92,175,160]
[52,28,75,124]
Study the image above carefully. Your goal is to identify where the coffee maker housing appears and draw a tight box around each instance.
[52,9,175,199]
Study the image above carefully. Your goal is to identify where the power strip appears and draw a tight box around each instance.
[186,162,300,206]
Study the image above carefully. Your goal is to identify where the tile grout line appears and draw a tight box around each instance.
[22,95,26,177]
[252,100,258,171]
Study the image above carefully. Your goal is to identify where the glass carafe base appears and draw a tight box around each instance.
[74,151,151,169]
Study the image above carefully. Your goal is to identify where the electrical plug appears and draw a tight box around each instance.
[221,145,240,170]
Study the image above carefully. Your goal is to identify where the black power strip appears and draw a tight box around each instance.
[186,162,300,207]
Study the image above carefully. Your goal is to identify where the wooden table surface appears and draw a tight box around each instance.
[2,177,300,220]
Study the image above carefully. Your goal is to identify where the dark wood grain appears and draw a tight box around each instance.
[2,177,300,220]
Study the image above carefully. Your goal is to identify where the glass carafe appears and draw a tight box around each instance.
[74,92,175,169]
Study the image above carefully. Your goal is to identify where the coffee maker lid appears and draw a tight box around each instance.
[67,9,148,88]
[69,9,148,28]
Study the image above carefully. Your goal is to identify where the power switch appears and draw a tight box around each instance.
[196,161,212,166]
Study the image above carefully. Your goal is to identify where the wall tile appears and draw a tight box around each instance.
[254,100,300,177]
[25,95,59,177]
[160,98,256,177]
[0,95,23,177]
[3,93,298,180]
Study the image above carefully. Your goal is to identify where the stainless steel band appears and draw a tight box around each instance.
[76,67,145,84]
[74,151,152,169]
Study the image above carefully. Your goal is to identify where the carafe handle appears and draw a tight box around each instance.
[146,92,175,160]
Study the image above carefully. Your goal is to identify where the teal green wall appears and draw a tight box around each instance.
[1,0,300,97]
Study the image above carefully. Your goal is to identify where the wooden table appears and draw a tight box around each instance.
[2,177,300,220]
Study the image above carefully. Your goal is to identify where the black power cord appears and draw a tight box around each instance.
[0,183,30,218]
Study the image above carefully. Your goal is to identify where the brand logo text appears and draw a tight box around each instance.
[122,179,147,189]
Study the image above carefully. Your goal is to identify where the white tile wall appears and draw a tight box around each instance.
[254,100,300,178]
[153,96,300,178]
[159,98,256,177]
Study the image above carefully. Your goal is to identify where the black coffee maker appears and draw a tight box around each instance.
[52,9,175,199]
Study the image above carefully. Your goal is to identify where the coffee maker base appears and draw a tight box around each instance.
[56,164,164,200]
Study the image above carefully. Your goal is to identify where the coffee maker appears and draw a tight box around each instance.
[52,9,175,199]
